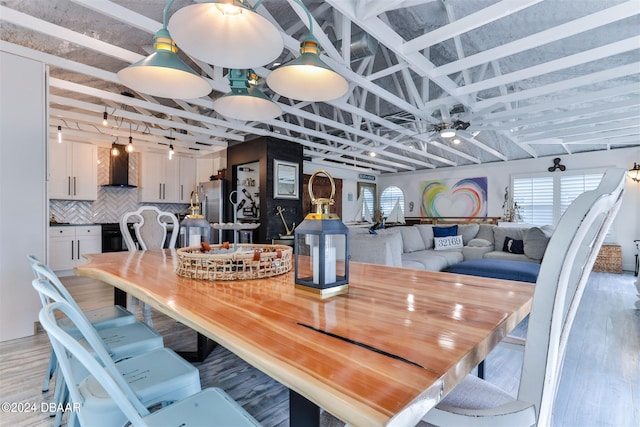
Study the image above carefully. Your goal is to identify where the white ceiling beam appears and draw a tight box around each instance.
[327,0,473,108]
[519,121,640,143]
[402,0,543,53]
[511,110,640,136]
[525,134,640,145]
[457,36,640,96]
[473,62,640,112]
[366,63,409,82]
[475,83,640,123]
[433,0,640,77]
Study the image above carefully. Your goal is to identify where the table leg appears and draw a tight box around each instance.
[290,390,320,427]
[113,288,217,362]
[177,333,217,363]
[114,288,127,308]
[478,360,485,379]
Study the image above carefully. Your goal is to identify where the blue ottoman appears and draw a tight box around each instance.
[448,259,540,283]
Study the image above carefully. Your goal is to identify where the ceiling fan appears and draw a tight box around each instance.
[430,119,471,140]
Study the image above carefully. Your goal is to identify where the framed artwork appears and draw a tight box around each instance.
[420,177,488,218]
[274,159,299,199]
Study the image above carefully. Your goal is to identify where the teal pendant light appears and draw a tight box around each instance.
[117,1,211,99]
[213,69,281,121]
[266,35,348,102]
[168,1,283,69]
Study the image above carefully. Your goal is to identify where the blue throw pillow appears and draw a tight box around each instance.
[503,236,525,254]
[433,225,458,237]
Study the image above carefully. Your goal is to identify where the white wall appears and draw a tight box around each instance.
[376,147,640,272]
[0,52,47,341]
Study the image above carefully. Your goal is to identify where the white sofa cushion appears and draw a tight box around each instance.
[458,224,480,245]
[524,225,553,260]
[399,226,426,253]
[414,224,435,249]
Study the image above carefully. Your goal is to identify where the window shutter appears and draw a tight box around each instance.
[513,176,554,226]
[559,174,603,215]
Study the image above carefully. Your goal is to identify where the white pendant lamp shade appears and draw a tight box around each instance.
[214,88,282,121]
[117,29,211,99]
[266,37,349,102]
[168,3,284,69]
[213,69,281,121]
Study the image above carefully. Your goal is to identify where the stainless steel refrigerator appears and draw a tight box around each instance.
[198,180,226,244]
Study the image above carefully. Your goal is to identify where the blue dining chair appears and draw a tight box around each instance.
[33,277,202,427]
[420,168,626,427]
[30,261,164,426]
[40,300,261,427]
[27,255,136,392]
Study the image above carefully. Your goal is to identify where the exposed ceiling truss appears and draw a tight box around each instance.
[1,0,638,174]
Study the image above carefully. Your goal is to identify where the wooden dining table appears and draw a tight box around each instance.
[75,249,534,427]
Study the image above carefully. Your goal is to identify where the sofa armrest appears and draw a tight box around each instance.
[349,233,397,267]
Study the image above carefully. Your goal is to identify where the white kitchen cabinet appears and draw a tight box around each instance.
[179,156,197,203]
[49,225,101,272]
[140,152,196,203]
[49,141,97,200]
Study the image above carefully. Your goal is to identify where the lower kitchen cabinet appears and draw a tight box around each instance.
[49,225,101,271]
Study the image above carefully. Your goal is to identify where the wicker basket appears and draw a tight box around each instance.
[176,244,293,281]
[593,244,622,274]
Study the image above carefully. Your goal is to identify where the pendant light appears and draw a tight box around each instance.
[266,34,348,102]
[117,1,211,99]
[57,126,62,143]
[102,108,108,126]
[127,122,134,153]
[213,69,281,121]
[111,141,119,156]
[629,162,640,183]
[169,143,175,160]
[168,1,283,69]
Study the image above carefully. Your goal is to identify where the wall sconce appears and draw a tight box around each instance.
[629,162,640,183]
[294,170,349,298]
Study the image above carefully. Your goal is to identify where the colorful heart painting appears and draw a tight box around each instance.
[420,177,488,219]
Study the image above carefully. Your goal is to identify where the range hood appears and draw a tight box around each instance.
[102,144,136,188]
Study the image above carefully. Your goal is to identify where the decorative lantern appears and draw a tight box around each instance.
[294,170,349,297]
[179,191,211,247]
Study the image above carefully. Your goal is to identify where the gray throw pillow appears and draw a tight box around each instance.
[524,226,553,260]
[467,238,493,248]
[414,224,435,249]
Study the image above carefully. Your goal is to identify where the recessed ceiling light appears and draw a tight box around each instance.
[370,152,376,157]
[453,138,461,144]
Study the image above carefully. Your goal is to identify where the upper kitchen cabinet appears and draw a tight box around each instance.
[140,152,196,203]
[49,140,97,200]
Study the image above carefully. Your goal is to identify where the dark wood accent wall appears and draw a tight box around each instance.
[226,137,303,243]
[302,174,343,218]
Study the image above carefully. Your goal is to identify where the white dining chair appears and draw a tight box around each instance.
[27,255,136,393]
[120,206,179,326]
[39,300,261,427]
[421,168,626,427]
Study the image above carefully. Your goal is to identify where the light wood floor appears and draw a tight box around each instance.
[0,271,637,427]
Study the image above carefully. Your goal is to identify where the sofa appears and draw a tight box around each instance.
[349,223,553,273]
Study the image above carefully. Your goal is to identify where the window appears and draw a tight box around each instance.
[379,186,405,217]
[512,171,603,227]
[356,182,376,222]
